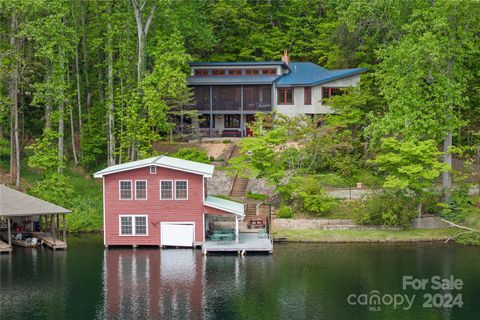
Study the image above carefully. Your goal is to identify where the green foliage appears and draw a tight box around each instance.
[357,191,418,227]
[455,232,480,246]
[28,172,75,209]
[439,185,475,220]
[26,128,62,174]
[277,206,294,219]
[172,147,210,164]
[370,138,447,198]
[228,127,287,184]
[278,176,335,216]
[246,192,268,201]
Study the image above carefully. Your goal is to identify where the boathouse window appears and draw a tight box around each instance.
[304,87,312,105]
[175,180,188,200]
[120,215,148,236]
[135,180,147,200]
[278,88,293,104]
[160,180,173,200]
[119,180,132,200]
[150,166,156,174]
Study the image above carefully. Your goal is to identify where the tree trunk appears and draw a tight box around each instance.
[131,0,157,85]
[75,46,83,160]
[107,4,115,166]
[9,8,20,187]
[442,130,453,199]
[58,97,64,173]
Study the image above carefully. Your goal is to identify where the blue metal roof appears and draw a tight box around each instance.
[275,62,367,86]
[189,61,287,67]
[188,75,280,85]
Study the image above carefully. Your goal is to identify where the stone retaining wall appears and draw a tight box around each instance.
[207,171,234,196]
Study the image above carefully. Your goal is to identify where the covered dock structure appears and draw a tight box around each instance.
[0,184,71,253]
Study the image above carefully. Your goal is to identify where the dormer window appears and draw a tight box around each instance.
[150,166,156,174]
[194,69,208,76]
[212,69,226,76]
[245,69,260,76]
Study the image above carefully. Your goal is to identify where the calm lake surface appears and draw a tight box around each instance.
[1,235,479,320]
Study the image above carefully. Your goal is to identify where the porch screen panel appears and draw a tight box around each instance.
[193,86,210,110]
[212,86,241,110]
[243,86,271,111]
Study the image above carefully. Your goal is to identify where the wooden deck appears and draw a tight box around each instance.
[33,233,67,250]
[0,240,12,253]
[202,232,273,254]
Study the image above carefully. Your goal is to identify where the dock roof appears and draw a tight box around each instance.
[0,185,71,217]
[204,196,245,216]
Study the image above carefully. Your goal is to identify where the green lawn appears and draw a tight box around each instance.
[272,228,462,243]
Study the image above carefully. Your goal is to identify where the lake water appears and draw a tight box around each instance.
[1,235,479,320]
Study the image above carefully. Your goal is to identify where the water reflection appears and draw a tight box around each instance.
[102,249,204,319]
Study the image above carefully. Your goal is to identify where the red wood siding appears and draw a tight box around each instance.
[104,166,206,246]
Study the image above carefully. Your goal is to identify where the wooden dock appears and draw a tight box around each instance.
[202,232,273,255]
[0,240,12,253]
[33,232,67,250]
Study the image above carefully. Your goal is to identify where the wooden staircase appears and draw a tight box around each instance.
[230,176,249,197]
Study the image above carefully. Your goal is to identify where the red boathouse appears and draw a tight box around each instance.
[94,156,245,248]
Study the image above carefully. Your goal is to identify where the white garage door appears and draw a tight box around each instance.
[161,223,194,247]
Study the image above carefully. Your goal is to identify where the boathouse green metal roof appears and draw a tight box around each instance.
[93,156,215,178]
[204,196,245,216]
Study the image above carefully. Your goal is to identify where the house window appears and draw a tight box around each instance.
[322,87,344,99]
[175,180,188,200]
[228,69,242,76]
[224,114,241,128]
[245,69,260,76]
[120,215,148,236]
[262,68,277,75]
[150,166,156,174]
[194,69,209,76]
[119,180,132,200]
[135,180,147,200]
[278,88,293,104]
[212,69,226,76]
[199,114,215,129]
[160,180,173,200]
[304,87,312,105]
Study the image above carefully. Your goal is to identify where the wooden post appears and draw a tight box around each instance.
[7,218,11,247]
[62,214,66,243]
[51,214,56,247]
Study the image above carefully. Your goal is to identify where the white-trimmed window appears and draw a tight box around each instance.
[119,215,148,236]
[175,180,188,200]
[135,180,147,200]
[119,180,132,200]
[150,165,156,174]
[160,180,173,200]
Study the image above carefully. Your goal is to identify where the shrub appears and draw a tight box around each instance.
[455,232,480,246]
[172,147,210,163]
[357,191,417,227]
[277,206,294,218]
[247,192,268,201]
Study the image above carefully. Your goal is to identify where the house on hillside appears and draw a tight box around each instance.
[187,51,366,137]
[94,156,245,248]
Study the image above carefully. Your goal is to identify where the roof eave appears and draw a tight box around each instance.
[203,202,245,216]
[94,163,213,178]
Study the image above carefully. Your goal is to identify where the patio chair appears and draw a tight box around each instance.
[258,228,267,239]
